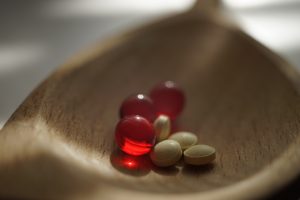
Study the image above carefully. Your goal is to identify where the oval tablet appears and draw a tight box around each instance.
[184,144,216,165]
[150,140,182,167]
[153,115,171,141]
[169,131,198,150]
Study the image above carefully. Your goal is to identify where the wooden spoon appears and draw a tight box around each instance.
[1,1,300,199]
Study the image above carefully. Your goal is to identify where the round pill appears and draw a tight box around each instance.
[184,144,216,166]
[169,131,198,150]
[153,115,171,141]
[115,115,156,156]
[149,81,185,120]
[150,140,182,167]
[119,94,156,122]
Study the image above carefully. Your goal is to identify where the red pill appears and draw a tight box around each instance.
[150,81,185,120]
[120,94,156,122]
[115,115,156,156]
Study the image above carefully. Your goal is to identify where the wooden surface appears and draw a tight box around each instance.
[1,2,300,200]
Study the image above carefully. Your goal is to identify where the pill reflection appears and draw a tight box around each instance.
[110,149,152,176]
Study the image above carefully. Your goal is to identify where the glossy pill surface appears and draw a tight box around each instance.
[169,131,198,150]
[115,116,156,156]
[120,94,156,122]
[153,115,171,142]
[149,81,185,120]
[150,140,182,167]
[184,144,216,165]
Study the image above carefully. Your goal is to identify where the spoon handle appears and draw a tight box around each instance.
[191,0,220,12]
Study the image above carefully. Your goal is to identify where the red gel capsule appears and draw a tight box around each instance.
[120,94,156,122]
[115,115,156,156]
[150,81,185,120]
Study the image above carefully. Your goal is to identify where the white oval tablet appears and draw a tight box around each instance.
[150,140,182,167]
[169,131,198,150]
[153,115,171,141]
[184,144,216,166]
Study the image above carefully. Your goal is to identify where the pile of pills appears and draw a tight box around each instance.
[115,81,216,167]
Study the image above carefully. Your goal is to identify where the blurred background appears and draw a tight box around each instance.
[0,0,300,128]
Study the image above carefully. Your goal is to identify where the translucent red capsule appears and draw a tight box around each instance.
[149,81,185,120]
[120,94,156,122]
[115,115,156,156]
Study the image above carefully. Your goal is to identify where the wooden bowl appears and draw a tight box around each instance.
[1,1,300,199]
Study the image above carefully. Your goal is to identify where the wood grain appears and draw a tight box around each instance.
[1,3,300,200]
